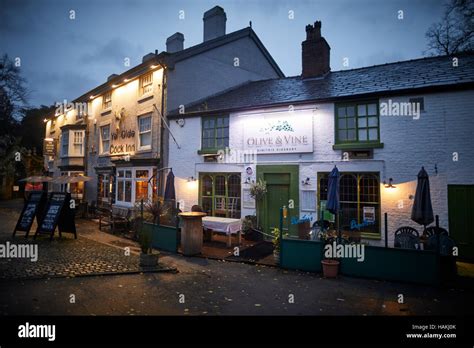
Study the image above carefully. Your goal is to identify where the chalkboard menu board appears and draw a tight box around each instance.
[13,191,45,238]
[34,192,77,240]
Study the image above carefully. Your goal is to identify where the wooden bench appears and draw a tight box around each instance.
[98,205,131,233]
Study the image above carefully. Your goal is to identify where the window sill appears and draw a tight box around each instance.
[101,108,112,116]
[361,232,382,240]
[137,94,153,103]
[137,147,152,153]
[333,142,384,150]
[198,149,223,155]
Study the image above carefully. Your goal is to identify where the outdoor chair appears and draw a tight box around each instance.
[424,226,449,237]
[394,226,420,250]
[191,205,203,212]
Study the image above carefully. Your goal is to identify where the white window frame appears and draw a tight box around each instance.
[72,131,84,156]
[138,114,152,150]
[61,131,69,158]
[100,124,111,154]
[139,73,153,97]
[102,91,112,110]
[115,167,153,207]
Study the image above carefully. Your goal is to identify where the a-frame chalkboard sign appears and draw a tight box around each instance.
[12,191,46,238]
[34,192,77,240]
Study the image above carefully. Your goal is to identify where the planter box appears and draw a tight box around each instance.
[142,222,179,253]
[280,238,324,272]
[280,238,440,285]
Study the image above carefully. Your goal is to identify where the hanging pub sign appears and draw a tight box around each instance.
[242,110,313,154]
[43,138,56,156]
[34,192,77,240]
[12,191,46,238]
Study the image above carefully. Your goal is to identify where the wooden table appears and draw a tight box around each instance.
[179,212,207,255]
[202,216,242,248]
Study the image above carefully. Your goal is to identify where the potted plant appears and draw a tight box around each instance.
[138,230,159,267]
[318,230,340,278]
[249,179,267,241]
[272,227,287,263]
[242,215,263,241]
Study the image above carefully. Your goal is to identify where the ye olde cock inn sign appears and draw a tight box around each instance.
[110,129,136,155]
[243,111,313,154]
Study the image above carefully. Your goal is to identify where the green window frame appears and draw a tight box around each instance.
[199,173,241,218]
[201,115,229,151]
[335,101,380,146]
[317,172,381,238]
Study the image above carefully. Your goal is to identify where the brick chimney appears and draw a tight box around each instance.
[203,6,226,42]
[166,32,184,53]
[302,21,330,78]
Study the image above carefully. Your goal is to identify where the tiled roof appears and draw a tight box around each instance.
[169,51,474,117]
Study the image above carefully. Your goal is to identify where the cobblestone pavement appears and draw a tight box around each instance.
[0,206,172,280]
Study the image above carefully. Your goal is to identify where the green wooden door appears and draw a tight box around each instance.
[448,185,474,260]
[265,181,290,235]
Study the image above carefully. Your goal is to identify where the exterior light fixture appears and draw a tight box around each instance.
[124,78,130,82]
[383,178,396,189]
[187,176,196,182]
[282,205,288,219]
[150,65,157,69]
[301,177,310,185]
[112,84,118,88]
[89,95,94,99]
[43,118,48,123]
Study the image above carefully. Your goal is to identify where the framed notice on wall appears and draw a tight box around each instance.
[363,206,375,223]
[301,190,316,212]
[242,189,255,208]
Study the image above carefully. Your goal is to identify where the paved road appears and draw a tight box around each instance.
[0,202,473,315]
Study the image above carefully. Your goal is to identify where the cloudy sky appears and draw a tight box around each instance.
[1,0,446,108]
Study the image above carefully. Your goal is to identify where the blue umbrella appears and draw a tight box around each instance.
[411,166,434,227]
[164,170,176,201]
[326,166,340,215]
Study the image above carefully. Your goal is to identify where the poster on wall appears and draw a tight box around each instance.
[242,189,255,208]
[363,206,375,223]
[242,111,313,154]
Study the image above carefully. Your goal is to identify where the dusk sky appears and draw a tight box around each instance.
[1,0,446,108]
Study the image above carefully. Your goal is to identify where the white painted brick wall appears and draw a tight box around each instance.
[169,89,474,247]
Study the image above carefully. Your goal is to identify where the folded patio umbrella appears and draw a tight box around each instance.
[326,166,340,215]
[411,166,434,227]
[19,176,53,183]
[326,166,341,240]
[164,170,176,201]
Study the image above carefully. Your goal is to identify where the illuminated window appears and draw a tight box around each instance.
[116,168,153,205]
[138,114,152,150]
[100,125,110,154]
[140,73,153,96]
[199,173,241,218]
[102,91,112,110]
[318,172,380,235]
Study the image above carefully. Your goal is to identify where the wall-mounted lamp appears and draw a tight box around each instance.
[187,176,196,182]
[43,118,48,123]
[301,177,310,185]
[383,178,396,189]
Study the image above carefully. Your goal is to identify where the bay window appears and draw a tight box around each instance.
[60,129,84,157]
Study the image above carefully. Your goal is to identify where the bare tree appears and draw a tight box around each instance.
[425,0,474,55]
[0,54,28,120]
